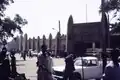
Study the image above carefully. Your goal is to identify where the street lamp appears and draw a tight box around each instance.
[52,20,61,57]
[52,28,58,32]
[52,20,61,34]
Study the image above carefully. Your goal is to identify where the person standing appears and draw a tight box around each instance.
[103,48,120,80]
[0,47,11,80]
[10,49,17,78]
[23,50,27,61]
[37,44,54,80]
[29,50,32,58]
[63,54,75,80]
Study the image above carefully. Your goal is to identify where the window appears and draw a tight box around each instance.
[74,59,88,66]
[87,60,97,66]
[74,59,98,66]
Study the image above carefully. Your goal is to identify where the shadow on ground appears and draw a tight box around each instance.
[16,60,25,62]
[16,64,25,66]
[28,76,37,77]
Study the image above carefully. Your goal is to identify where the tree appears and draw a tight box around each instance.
[0,0,28,44]
[100,0,120,13]
[100,0,120,72]
[100,0,120,30]
[0,0,14,18]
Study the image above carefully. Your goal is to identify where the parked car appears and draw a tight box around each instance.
[31,51,38,57]
[52,56,102,80]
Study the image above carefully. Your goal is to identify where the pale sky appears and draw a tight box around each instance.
[5,0,102,39]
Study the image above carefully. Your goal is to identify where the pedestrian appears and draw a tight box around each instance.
[63,53,76,80]
[103,48,120,80]
[23,50,27,61]
[28,50,32,58]
[0,47,11,80]
[37,44,54,80]
[10,49,17,78]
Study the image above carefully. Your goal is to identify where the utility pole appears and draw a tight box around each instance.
[56,20,61,57]
[58,20,61,56]
[59,20,61,34]
[101,0,107,73]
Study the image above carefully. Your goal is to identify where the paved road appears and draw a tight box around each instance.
[16,54,65,80]
[16,54,37,80]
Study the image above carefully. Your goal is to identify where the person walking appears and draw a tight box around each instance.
[63,54,76,80]
[37,44,54,80]
[10,49,17,78]
[103,48,120,80]
[23,50,27,61]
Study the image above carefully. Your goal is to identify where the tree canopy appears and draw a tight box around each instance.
[100,0,120,34]
[0,0,27,44]
[101,0,120,13]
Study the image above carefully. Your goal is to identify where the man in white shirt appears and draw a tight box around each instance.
[37,44,53,80]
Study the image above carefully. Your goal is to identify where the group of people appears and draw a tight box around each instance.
[21,43,120,80]
[103,48,120,80]
[36,44,79,80]
[63,48,120,80]
[0,47,18,80]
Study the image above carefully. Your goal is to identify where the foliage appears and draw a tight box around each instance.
[100,0,120,13]
[100,0,120,33]
[110,22,120,34]
[0,15,27,40]
[0,0,28,44]
[0,0,14,17]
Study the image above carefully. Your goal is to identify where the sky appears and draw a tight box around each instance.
[5,0,102,40]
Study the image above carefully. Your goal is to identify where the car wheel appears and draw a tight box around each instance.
[72,72,81,80]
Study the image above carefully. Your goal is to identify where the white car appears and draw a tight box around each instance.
[52,56,102,80]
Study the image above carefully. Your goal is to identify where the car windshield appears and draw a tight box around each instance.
[74,59,97,66]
